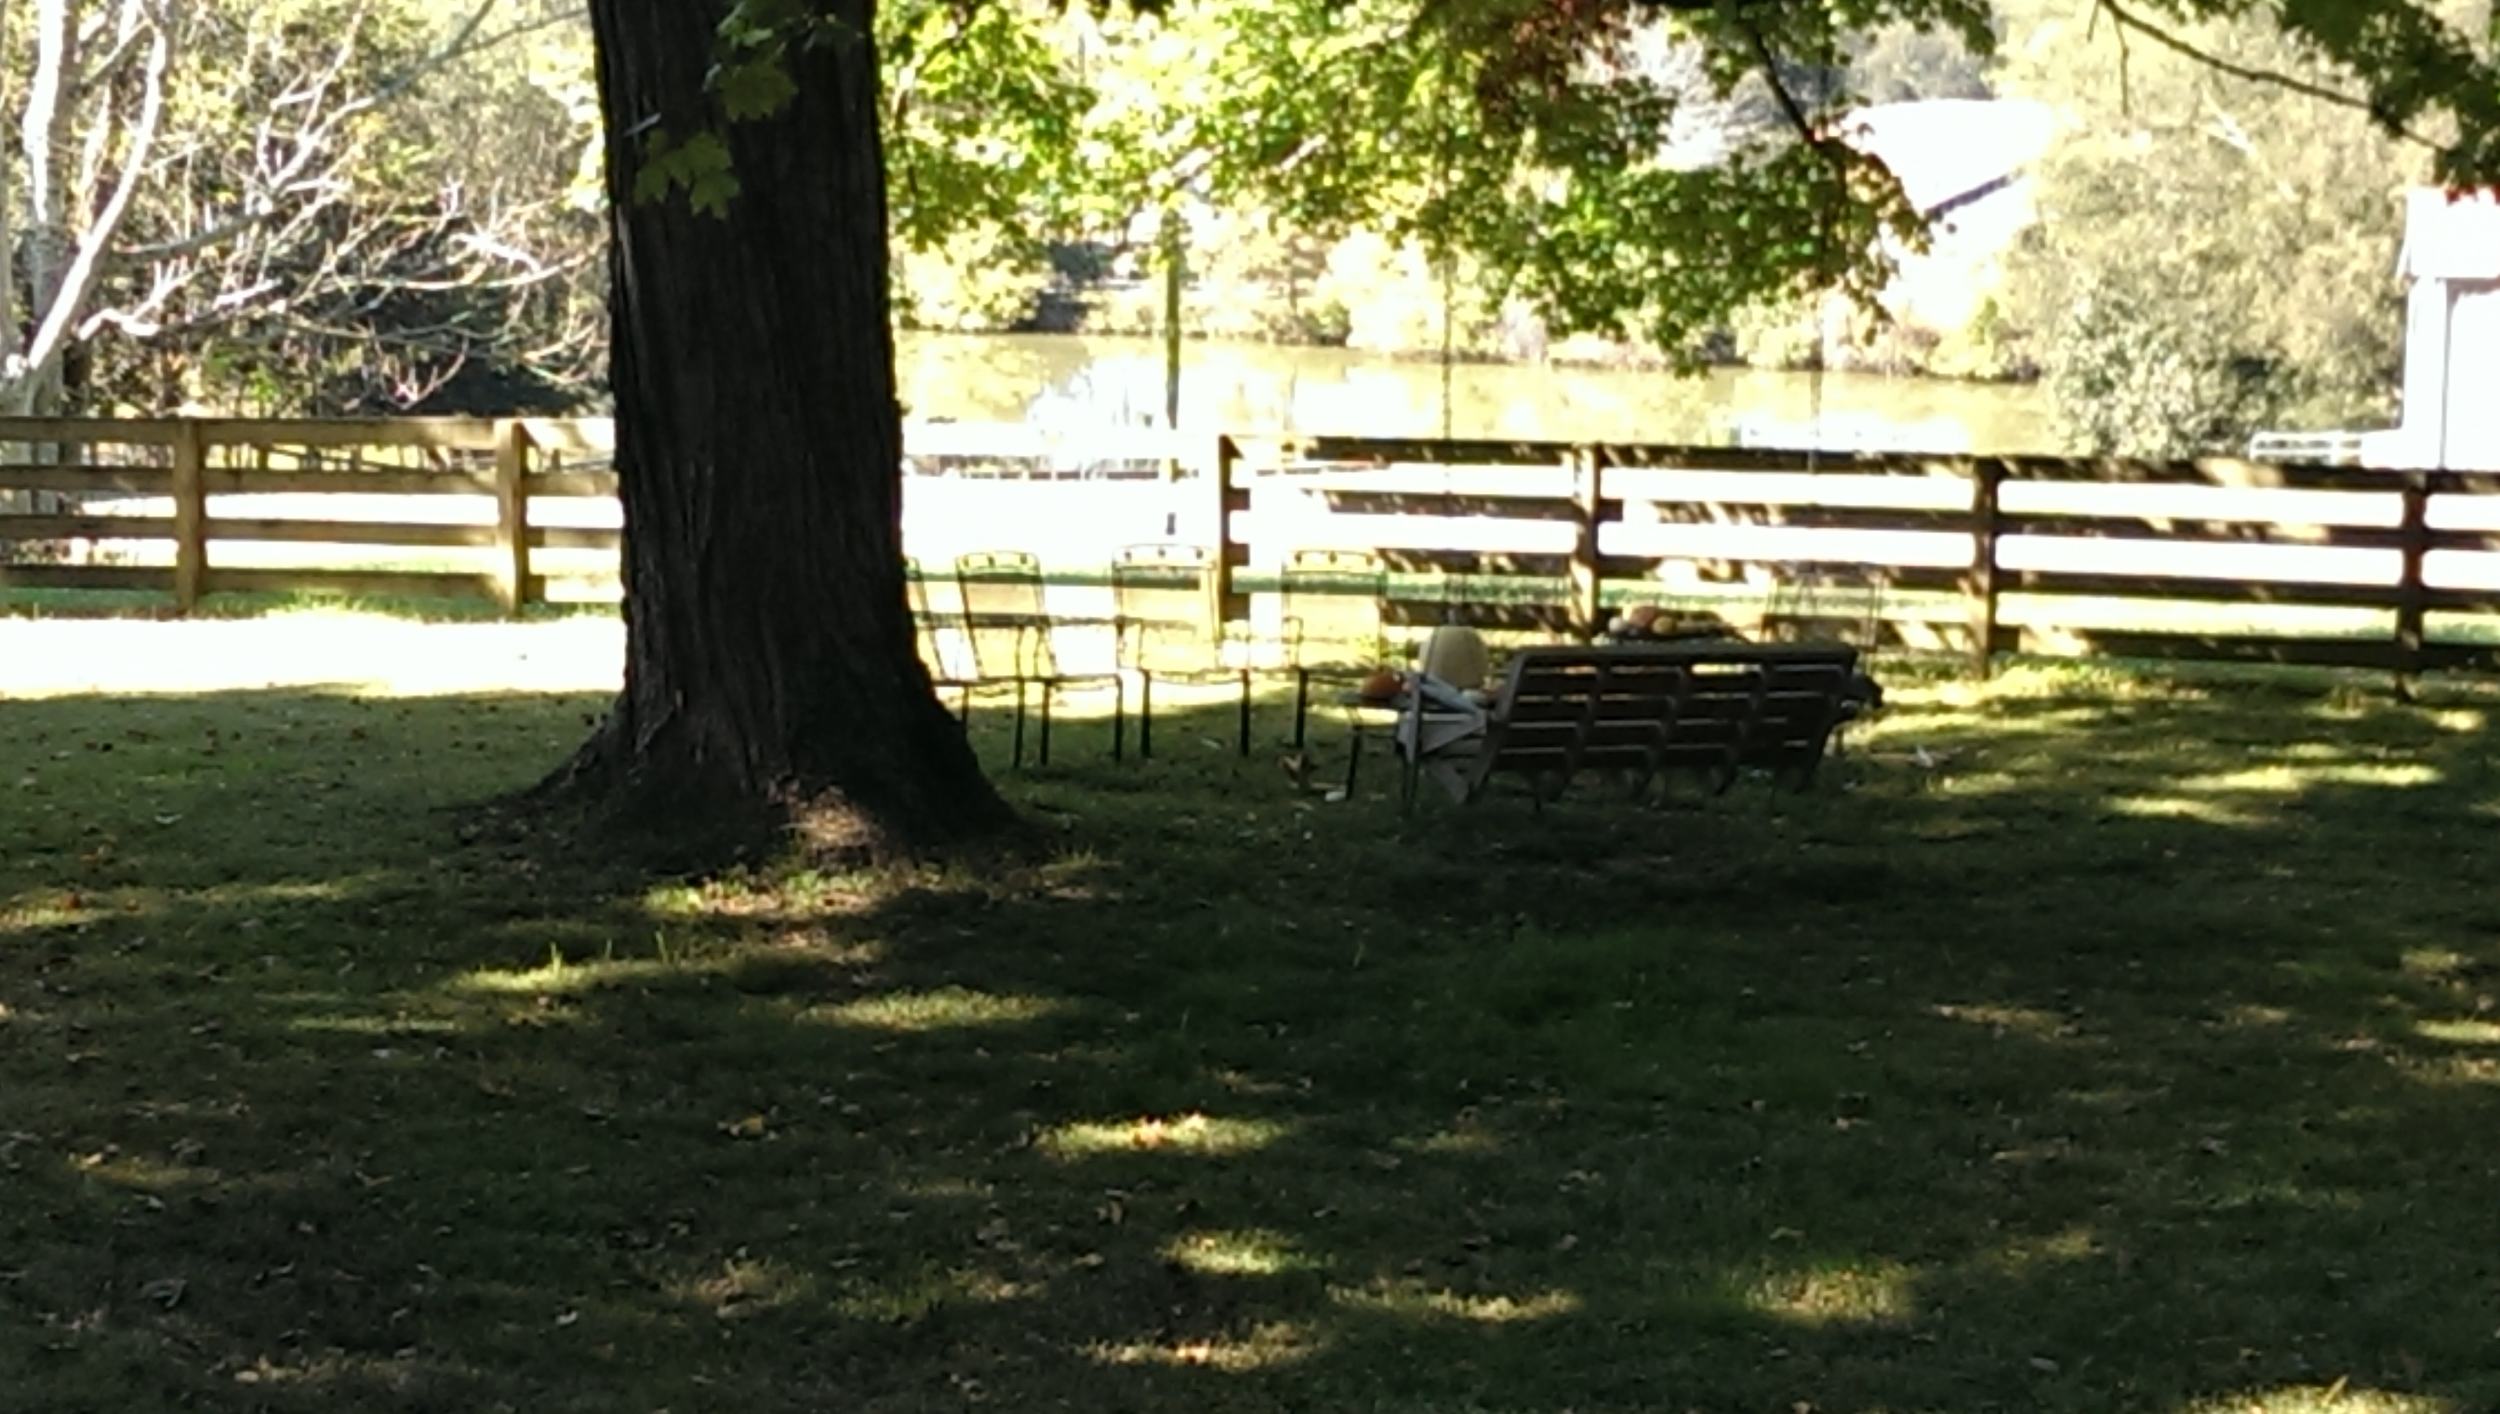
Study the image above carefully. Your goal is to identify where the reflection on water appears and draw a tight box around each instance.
[895,332,2058,453]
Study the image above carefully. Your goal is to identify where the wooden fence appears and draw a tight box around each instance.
[0,416,620,613]
[0,417,1202,616]
[11,417,2500,683]
[1214,436,2500,681]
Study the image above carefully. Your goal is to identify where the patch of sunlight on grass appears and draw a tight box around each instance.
[69,1149,216,1191]
[2187,763,2442,795]
[1931,1002,2075,1042]
[1333,1280,1582,1324]
[216,1349,442,1393]
[2431,708,2488,733]
[1933,770,2021,796]
[644,871,888,921]
[674,1255,817,1321]
[2182,1385,2455,1414]
[2219,1004,2294,1030]
[1740,1262,1914,1327]
[1408,1124,1501,1156]
[0,897,95,932]
[2415,1018,2500,1045]
[830,1268,1022,1323]
[1968,662,2211,703]
[2402,1052,2500,1087]
[809,987,1066,1032]
[1091,1321,1320,1372]
[2106,795,2266,827]
[1163,1229,1322,1277]
[457,954,703,996]
[0,613,623,696]
[1982,1226,2103,1279]
[1041,1112,1287,1159]
[2402,949,2474,980]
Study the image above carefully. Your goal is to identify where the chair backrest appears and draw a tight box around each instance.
[955,550,1051,678]
[903,557,964,681]
[1280,548,1386,669]
[1764,564,1890,651]
[1474,642,1857,797]
[1112,543,1215,672]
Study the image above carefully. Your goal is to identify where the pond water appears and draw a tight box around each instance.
[894,331,2059,453]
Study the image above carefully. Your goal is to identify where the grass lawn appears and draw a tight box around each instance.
[6,652,2500,1412]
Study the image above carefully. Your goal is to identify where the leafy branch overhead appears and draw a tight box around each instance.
[648,0,2500,358]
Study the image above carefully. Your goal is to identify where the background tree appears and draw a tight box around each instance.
[1992,1,2424,453]
[0,0,604,419]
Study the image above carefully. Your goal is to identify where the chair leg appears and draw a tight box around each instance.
[1012,678,1028,769]
[1139,672,1155,760]
[1343,720,1363,797]
[1039,683,1054,766]
[1112,675,1126,763]
[1293,668,1312,748]
[1236,669,1252,757]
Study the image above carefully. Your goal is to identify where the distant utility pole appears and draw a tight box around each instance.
[1160,206,1184,483]
[1161,209,1183,430]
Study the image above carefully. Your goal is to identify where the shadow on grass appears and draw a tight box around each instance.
[6,662,2500,1412]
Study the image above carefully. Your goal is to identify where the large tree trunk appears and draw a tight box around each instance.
[558,0,1010,858]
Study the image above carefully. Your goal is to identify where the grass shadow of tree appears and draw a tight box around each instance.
[5,666,2500,1411]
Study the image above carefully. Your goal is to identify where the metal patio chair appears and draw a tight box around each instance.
[1112,543,1251,759]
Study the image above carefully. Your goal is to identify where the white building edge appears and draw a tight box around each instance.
[2257,188,2500,469]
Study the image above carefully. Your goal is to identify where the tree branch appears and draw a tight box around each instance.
[2090,0,2439,151]
[16,17,171,403]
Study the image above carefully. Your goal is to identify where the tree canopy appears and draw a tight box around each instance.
[7,0,2498,440]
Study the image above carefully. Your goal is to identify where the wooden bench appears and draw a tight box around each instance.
[1403,641,1863,808]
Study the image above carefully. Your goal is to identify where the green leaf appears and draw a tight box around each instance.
[714,57,799,121]
[632,126,740,218]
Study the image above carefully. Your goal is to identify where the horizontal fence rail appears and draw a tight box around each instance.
[7,418,2500,684]
[0,417,622,614]
[1218,436,2500,683]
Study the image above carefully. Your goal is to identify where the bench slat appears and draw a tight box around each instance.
[1430,640,1861,807]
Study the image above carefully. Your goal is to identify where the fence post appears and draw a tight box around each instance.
[2396,470,2432,699]
[171,420,207,614]
[1208,434,1248,641]
[1967,459,2003,678]
[1569,445,1606,642]
[494,419,531,618]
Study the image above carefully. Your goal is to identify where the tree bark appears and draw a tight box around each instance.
[0,0,20,383]
[558,0,1011,858]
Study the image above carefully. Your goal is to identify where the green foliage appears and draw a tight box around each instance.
[2039,266,2302,456]
[45,0,2500,417]
[893,226,1058,330]
[11,0,607,416]
[633,127,744,218]
[883,0,1091,250]
[1996,5,2415,452]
